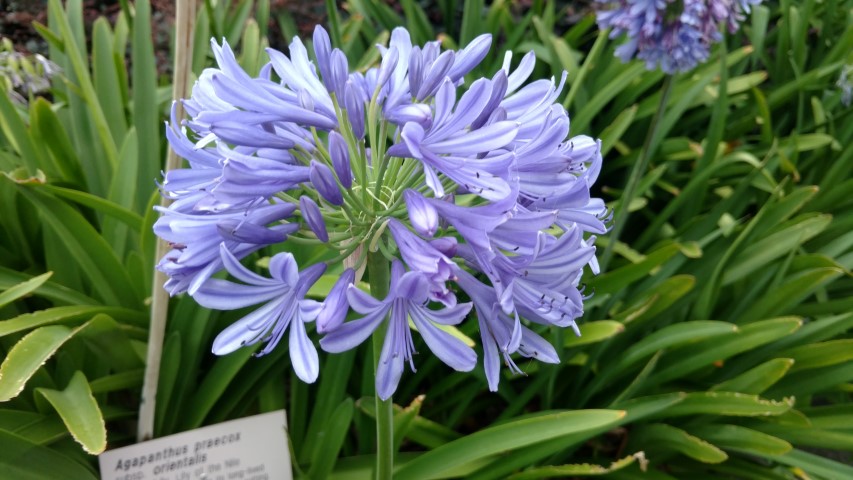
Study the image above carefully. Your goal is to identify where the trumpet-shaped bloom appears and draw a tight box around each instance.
[193,245,326,382]
[154,200,298,295]
[321,262,476,399]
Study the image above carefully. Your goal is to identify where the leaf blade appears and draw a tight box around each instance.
[35,371,106,454]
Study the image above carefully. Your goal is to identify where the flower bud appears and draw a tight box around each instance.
[313,25,333,91]
[344,80,365,139]
[300,196,329,242]
[404,189,438,237]
[376,46,399,91]
[309,160,343,205]
[316,268,355,333]
[330,49,349,97]
[328,131,352,188]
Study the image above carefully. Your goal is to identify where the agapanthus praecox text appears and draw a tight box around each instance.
[596,0,762,74]
[155,27,608,399]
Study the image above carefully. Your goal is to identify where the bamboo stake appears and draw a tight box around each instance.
[138,0,196,442]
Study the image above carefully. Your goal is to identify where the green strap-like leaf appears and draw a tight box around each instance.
[0,429,97,480]
[35,371,106,454]
[308,398,354,480]
[40,184,142,231]
[634,392,793,420]
[0,305,147,337]
[181,346,257,430]
[392,394,424,453]
[752,421,853,452]
[508,452,646,479]
[648,317,802,386]
[765,361,853,398]
[393,410,625,480]
[564,321,625,348]
[801,404,853,430]
[687,424,792,456]
[0,325,76,401]
[29,98,87,186]
[15,187,140,307]
[0,272,52,309]
[619,320,737,369]
[301,350,357,464]
[724,214,832,285]
[358,396,462,449]
[738,268,843,322]
[631,423,728,463]
[463,394,684,480]
[0,267,97,305]
[765,449,853,480]
[91,17,128,144]
[711,358,794,394]
[0,86,44,173]
[784,339,853,372]
[587,243,682,296]
[130,0,162,212]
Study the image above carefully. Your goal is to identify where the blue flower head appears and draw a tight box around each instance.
[156,27,607,398]
[596,0,762,73]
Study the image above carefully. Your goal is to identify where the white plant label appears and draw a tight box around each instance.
[99,410,292,480]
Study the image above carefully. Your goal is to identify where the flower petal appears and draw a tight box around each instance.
[347,285,385,313]
[193,279,283,310]
[316,269,355,333]
[320,306,388,353]
[210,298,283,354]
[300,196,329,242]
[404,189,438,237]
[410,308,477,372]
[518,325,559,364]
[289,311,320,382]
[268,252,300,287]
[428,121,518,156]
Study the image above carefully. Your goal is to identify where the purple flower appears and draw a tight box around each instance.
[320,262,476,400]
[455,269,559,391]
[388,219,459,306]
[344,79,367,139]
[389,78,518,201]
[328,131,352,188]
[596,0,762,73]
[154,200,298,295]
[213,144,312,207]
[157,24,606,394]
[198,40,337,128]
[495,227,595,327]
[193,245,326,382]
[404,189,438,237]
[316,269,356,333]
[309,160,343,205]
[300,196,328,242]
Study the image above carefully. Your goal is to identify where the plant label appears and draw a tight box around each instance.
[98,410,292,480]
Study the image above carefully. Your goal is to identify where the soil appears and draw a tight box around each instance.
[0,0,327,76]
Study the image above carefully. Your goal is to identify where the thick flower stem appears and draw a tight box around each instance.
[367,251,394,480]
[598,74,675,273]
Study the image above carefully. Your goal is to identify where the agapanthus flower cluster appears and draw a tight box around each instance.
[156,27,607,399]
[0,38,60,105]
[596,0,761,74]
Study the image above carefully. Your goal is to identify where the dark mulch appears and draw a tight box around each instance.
[1,0,327,77]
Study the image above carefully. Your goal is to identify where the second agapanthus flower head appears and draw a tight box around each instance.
[156,25,607,399]
[596,0,762,73]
